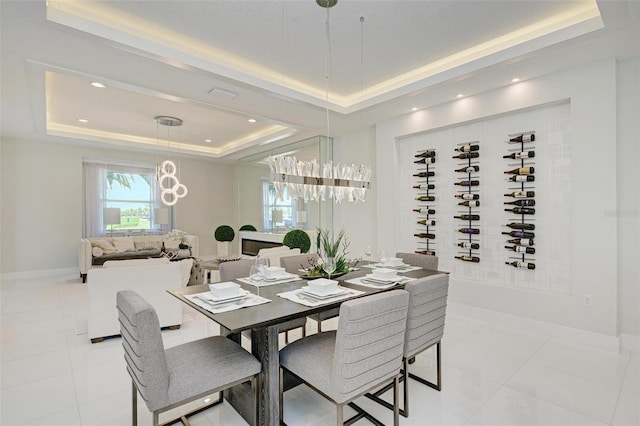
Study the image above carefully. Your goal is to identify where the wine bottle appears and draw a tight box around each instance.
[502,230,535,238]
[452,152,480,159]
[504,191,535,198]
[504,166,535,175]
[417,219,436,226]
[413,184,435,190]
[455,165,480,173]
[415,249,436,255]
[456,255,480,263]
[507,238,534,246]
[413,171,435,178]
[508,175,535,182]
[503,151,535,159]
[504,222,535,230]
[414,233,436,239]
[415,150,436,158]
[415,196,436,202]
[505,245,536,254]
[505,200,536,207]
[457,242,479,249]
[454,180,480,186]
[458,228,480,234]
[412,208,436,214]
[458,200,480,207]
[161,242,166,253]
[504,207,535,215]
[505,261,536,270]
[454,193,479,200]
[509,134,535,143]
[454,144,479,152]
[414,157,436,164]
[454,214,480,221]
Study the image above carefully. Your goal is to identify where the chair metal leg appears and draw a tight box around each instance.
[393,374,400,426]
[318,320,322,333]
[403,357,409,417]
[407,342,442,391]
[152,412,159,426]
[285,330,290,344]
[336,404,343,426]
[132,381,138,426]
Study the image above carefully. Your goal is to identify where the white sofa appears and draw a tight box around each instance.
[87,258,187,343]
[79,234,199,282]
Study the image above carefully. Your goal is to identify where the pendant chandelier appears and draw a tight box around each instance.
[269,0,372,204]
[155,115,188,206]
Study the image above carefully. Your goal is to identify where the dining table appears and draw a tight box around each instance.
[167,264,447,426]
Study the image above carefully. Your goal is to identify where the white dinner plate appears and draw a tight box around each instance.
[199,289,250,303]
[262,273,296,282]
[364,274,402,284]
[300,286,349,299]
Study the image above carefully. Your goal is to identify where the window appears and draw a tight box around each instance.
[262,180,298,231]
[83,161,169,237]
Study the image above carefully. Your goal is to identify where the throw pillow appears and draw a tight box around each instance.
[92,246,104,257]
[112,237,135,252]
[92,239,117,254]
[163,237,180,250]
[134,241,161,251]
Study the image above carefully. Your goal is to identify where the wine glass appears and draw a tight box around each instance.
[255,257,269,274]
[378,249,388,266]
[364,244,372,264]
[324,257,336,280]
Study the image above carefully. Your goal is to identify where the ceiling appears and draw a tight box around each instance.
[1,0,638,161]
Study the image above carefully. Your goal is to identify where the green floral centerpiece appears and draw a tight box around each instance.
[305,228,351,277]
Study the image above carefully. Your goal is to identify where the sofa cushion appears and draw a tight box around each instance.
[92,247,104,257]
[92,248,161,266]
[134,240,161,251]
[92,239,117,254]
[112,237,135,252]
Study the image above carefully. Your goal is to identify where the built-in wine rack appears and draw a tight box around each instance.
[412,149,436,256]
[503,131,536,270]
[453,142,480,263]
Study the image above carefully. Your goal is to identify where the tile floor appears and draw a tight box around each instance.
[1,273,638,426]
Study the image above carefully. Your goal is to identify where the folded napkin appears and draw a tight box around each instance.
[237,274,301,287]
[363,263,423,272]
[278,286,365,307]
[186,291,270,314]
[345,276,415,289]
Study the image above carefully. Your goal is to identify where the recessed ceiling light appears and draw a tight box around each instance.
[411,107,418,111]
[91,82,106,88]
[511,78,520,83]
[456,94,464,98]
[204,139,212,143]
[77,118,88,123]
[248,118,257,123]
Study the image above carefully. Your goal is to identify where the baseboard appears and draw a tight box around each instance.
[448,302,622,353]
[620,333,640,353]
[1,267,79,281]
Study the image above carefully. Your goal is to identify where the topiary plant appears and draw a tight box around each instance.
[214,225,235,242]
[239,224,257,232]
[283,229,311,254]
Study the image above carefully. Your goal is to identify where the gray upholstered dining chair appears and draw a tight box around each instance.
[279,290,410,426]
[280,253,340,333]
[366,273,449,417]
[116,290,261,426]
[219,258,307,344]
[396,252,439,270]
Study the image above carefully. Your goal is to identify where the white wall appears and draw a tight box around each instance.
[616,56,640,338]
[0,137,236,273]
[375,57,621,337]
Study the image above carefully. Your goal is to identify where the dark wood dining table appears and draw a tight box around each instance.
[168,265,446,426]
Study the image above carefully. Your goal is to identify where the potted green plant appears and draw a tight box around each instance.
[305,228,350,277]
[239,224,257,232]
[283,229,311,254]
[214,225,235,257]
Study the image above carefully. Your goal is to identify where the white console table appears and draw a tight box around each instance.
[239,230,316,256]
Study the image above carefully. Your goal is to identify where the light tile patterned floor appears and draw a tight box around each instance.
[1,274,638,426]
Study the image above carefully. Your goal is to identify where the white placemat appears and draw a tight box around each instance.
[237,274,301,287]
[345,276,416,289]
[277,286,365,307]
[362,263,423,272]
[186,290,270,314]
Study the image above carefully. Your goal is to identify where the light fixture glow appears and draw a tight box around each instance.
[91,82,106,88]
[77,118,88,123]
[411,107,418,111]
[456,94,464,98]
[511,78,520,83]
[204,139,212,143]
[248,118,257,123]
